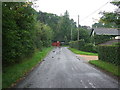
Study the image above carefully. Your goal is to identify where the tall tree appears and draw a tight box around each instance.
[2,2,54,65]
[56,10,72,41]
[99,1,120,28]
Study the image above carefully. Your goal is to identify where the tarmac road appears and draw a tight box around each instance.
[15,47,119,88]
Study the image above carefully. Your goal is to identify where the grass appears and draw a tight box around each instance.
[69,48,98,56]
[89,60,120,76]
[2,47,53,88]
[61,45,69,47]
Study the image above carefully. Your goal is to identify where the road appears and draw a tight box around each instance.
[15,47,119,88]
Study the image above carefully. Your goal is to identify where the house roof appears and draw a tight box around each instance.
[93,28,120,35]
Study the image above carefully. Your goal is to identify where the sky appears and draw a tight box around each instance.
[33,0,118,27]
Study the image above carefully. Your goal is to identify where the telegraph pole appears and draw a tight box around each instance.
[71,23,72,41]
[77,15,79,41]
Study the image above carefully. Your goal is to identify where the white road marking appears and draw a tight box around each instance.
[74,66,78,70]
[72,67,75,71]
[49,84,52,88]
[88,80,96,88]
[80,80,88,88]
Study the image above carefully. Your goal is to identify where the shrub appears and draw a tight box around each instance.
[2,2,53,66]
[92,35,112,45]
[69,41,79,49]
[83,43,97,53]
[78,39,85,51]
[69,40,97,53]
[69,40,85,50]
[113,42,120,45]
[98,45,119,65]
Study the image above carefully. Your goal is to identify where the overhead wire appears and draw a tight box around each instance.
[80,0,112,22]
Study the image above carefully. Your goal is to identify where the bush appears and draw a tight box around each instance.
[69,41,79,49]
[78,39,86,51]
[92,35,112,45]
[2,3,36,65]
[2,3,53,66]
[69,40,97,53]
[98,45,119,65]
[69,39,85,50]
[114,42,120,45]
[83,43,97,53]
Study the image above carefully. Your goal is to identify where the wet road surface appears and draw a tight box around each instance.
[15,47,119,88]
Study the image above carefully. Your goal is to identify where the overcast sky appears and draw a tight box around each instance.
[33,0,118,27]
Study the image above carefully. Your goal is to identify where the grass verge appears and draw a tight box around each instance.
[61,45,69,47]
[69,48,98,56]
[2,47,53,88]
[89,60,120,76]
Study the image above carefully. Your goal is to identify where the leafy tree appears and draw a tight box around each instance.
[2,2,53,65]
[3,2,89,66]
[79,27,91,43]
[99,1,120,28]
[37,11,60,40]
[37,10,78,43]
[56,10,74,42]
[92,22,117,28]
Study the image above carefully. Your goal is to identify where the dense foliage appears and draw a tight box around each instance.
[2,2,79,66]
[91,34,113,45]
[69,40,84,50]
[69,40,97,53]
[4,1,119,66]
[69,26,97,53]
[98,45,119,65]
[37,10,78,42]
[2,2,53,65]
[91,1,120,45]
[92,1,120,28]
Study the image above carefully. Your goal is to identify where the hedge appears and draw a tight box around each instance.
[98,45,119,65]
[2,2,53,66]
[83,43,97,53]
[92,35,112,45]
[69,40,97,53]
[69,40,85,50]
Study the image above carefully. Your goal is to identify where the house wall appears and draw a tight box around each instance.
[115,36,120,39]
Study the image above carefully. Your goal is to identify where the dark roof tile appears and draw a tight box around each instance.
[93,28,120,35]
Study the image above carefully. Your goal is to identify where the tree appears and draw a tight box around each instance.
[2,2,54,65]
[99,1,120,28]
[2,2,37,65]
[79,28,91,43]
[56,10,73,42]
[37,10,78,42]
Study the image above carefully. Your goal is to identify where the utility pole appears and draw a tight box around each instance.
[77,15,79,41]
[71,23,72,41]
